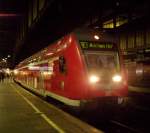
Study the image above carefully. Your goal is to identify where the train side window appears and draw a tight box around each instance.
[59,56,67,74]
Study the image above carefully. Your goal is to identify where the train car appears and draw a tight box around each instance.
[126,59,150,87]
[14,28,128,108]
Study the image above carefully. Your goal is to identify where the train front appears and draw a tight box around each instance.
[76,29,128,103]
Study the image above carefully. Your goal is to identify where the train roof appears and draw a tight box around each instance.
[16,28,118,68]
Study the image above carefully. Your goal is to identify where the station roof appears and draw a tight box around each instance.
[0,0,26,67]
[0,0,149,67]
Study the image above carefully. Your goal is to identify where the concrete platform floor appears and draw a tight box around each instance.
[0,80,103,133]
[129,86,150,93]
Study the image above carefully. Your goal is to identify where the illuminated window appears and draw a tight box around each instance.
[103,19,114,28]
[103,17,128,29]
[146,30,150,47]
[128,33,135,49]
[39,0,45,11]
[136,31,144,47]
[120,35,127,50]
[116,17,128,27]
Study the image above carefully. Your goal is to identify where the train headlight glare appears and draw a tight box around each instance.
[112,75,122,82]
[89,75,99,83]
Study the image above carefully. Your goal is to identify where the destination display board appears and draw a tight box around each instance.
[79,41,117,51]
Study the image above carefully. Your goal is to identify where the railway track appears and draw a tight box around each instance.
[108,120,143,133]
[39,96,150,133]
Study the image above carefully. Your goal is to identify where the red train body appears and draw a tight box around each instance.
[14,28,128,107]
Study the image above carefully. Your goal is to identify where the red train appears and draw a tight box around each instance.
[14,28,128,107]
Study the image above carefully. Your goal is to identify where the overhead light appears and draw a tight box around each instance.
[0,13,19,17]
[116,2,119,6]
[94,35,100,40]
[14,70,19,75]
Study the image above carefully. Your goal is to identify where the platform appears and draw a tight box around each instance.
[0,80,103,133]
[129,86,150,94]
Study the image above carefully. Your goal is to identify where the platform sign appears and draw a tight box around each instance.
[79,41,117,51]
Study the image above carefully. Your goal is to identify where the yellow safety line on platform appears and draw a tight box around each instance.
[10,84,65,133]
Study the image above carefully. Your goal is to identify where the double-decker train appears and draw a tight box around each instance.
[14,28,128,108]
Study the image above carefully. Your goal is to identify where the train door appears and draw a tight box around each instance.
[58,56,67,91]
[52,56,67,94]
[38,67,45,96]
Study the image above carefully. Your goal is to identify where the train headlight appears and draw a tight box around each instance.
[89,75,99,83]
[112,75,122,82]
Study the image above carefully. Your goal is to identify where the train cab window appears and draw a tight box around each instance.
[59,56,67,74]
[84,51,120,74]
